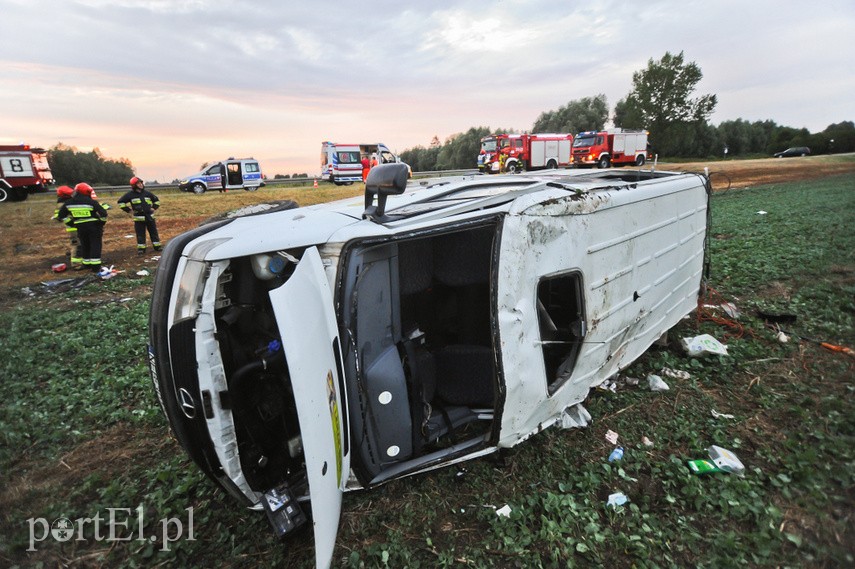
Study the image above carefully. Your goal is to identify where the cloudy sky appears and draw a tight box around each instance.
[2,0,853,182]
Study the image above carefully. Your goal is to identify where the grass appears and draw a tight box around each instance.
[1,173,853,568]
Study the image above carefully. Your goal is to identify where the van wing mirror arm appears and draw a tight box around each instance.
[363,163,409,221]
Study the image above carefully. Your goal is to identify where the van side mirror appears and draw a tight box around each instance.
[363,163,409,220]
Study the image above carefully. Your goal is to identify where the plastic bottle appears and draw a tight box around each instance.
[608,446,624,462]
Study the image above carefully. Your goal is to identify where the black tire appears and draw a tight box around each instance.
[635,154,646,166]
[506,161,518,174]
[546,159,558,170]
[597,156,611,169]
[192,182,206,194]
[0,187,8,203]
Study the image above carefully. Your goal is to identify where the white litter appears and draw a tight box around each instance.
[756,211,767,215]
[776,331,790,343]
[660,367,691,380]
[607,492,629,508]
[136,269,150,276]
[641,436,654,447]
[605,430,619,445]
[681,334,729,357]
[495,505,512,518]
[711,409,735,420]
[648,374,670,392]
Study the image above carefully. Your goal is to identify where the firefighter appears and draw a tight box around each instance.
[118,176,162,254]
[361,155,370,184]
[57,183,108,273]
[52,185,84,269]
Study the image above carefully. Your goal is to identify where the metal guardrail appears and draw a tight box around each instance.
[88,169,482,195]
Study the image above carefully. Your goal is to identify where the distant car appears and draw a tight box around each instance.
[148,164,710,568]
[774,146,810,158]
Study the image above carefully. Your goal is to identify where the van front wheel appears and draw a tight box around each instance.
[192,183,205,194]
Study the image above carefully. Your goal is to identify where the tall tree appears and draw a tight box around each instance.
[532,95,608,134]
[614,52,717,156]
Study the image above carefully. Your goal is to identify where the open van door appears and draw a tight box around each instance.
[269,247,349,569]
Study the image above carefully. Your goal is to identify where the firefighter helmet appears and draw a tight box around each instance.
[56,185,74,198]
[130,176,144,189]
[74,183,94,196]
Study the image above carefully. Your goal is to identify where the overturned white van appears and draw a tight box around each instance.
[149,165,710,568]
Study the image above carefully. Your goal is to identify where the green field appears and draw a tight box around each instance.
[1,174,853,568]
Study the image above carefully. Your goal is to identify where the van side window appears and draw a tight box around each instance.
[245,163,259,173]
[536,272,586,395]
[206,166,219,175]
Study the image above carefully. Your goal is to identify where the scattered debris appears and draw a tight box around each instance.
[660,367,690,380]
[711,409,735,420]
[136,269,150,276]
[98,265,121,280]
[720,302,741,319]
[776,331,790,343]
[756,310,797,325]
[624,376,640,386]
[756,210,768,215]
[605,430,619,445]
[608,446,624,462]
[606,492,628,508]
[681,334,729,357]
[688,446,745,477]
[124,234,135,238]
[641,436,654,448]
[559,404,591,429]
[495,505,512,518]
[51,263,67,273]
[597,378,618,392]
[707,445,745,476]
[647,374,670,392]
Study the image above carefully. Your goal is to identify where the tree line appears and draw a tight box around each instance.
[400,52,854,171]
[47,143,136,186]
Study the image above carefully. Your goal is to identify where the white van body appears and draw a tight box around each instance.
[321,142,403,185]
[149,166,710,568]
[179,158,264,194]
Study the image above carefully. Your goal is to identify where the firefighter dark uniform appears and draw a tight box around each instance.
[52,185,84,269]
[118,177,162,254]
[57,183,108,273]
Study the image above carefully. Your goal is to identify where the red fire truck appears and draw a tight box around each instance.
[478,133,573,174]
[0,144,52,203]
[571,129,648,169]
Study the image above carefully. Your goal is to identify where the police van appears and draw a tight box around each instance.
[179,158,264,194]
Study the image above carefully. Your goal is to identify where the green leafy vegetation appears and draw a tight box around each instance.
[1,174,852,567]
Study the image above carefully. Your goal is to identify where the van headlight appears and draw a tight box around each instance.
[172,238,231,323]
[173,259,208,323]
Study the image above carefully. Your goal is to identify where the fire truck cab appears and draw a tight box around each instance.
[572,129,648,169]
[479,133,573,174]
[0,144,49,203]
